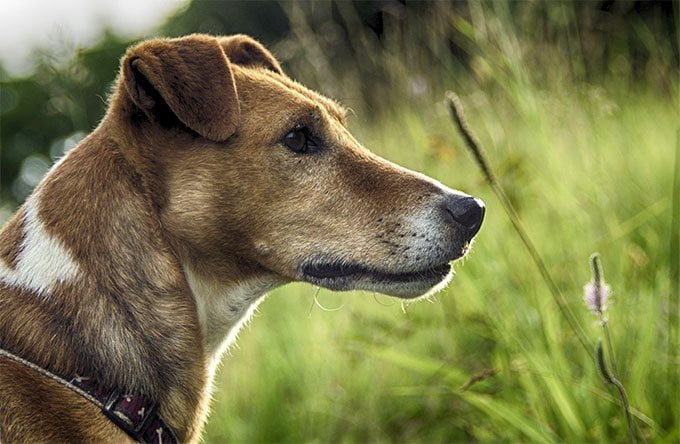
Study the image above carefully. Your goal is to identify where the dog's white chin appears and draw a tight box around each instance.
[306,268,454,300]
[363,269,455,299]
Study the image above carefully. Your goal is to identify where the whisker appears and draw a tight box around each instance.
[308,286,322,317]
[372,292,395,307]
[312,288,344,312]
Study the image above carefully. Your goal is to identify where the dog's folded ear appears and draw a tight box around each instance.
[219,35,283,75]
[122,34,240,142]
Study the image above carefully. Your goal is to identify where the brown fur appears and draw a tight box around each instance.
[0,208,24,268]
[0,34,482,442]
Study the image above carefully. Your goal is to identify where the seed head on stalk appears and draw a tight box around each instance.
[584,253,612,320]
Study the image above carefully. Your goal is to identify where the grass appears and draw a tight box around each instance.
[200,6,678,440]
[2,2,676,442]
[203,84,678,442]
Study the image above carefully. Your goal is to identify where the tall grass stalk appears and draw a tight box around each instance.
[445,92,593,357]
[596,340,636,442]
[588,253,637,443]
[670,128,680,409]
[588,253,618,375]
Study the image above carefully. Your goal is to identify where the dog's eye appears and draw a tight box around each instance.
[283,127,318,154]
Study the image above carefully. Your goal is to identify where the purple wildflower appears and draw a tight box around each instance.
[584,281,611,316]
[584,253,611,317]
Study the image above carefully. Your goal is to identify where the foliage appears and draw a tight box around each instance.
[0,1,678,442]
[204,81,677,443]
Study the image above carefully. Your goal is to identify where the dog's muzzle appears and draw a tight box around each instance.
[298,192,485,299]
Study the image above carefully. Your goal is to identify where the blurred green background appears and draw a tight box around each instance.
[1,1,678,442]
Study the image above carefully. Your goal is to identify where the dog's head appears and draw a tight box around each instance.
[117,34,484,299]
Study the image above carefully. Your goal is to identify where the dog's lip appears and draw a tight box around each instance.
[300,261,452,283]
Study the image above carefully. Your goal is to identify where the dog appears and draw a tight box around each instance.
[0,34,484,442]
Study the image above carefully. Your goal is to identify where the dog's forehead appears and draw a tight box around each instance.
[231,66,347,125]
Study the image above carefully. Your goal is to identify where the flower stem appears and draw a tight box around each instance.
[602,322,619,377]
[596,341,636,443]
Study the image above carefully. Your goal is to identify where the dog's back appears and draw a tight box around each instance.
[0,127,207,442]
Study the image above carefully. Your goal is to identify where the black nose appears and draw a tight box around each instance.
[443,196,485,236]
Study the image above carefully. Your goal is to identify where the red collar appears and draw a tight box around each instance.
[0,346,178,444]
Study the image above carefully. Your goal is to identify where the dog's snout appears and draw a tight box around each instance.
[442,196,485,236]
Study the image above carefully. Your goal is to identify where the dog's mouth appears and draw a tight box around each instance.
[303,261,452,282]
[299,260,453,298]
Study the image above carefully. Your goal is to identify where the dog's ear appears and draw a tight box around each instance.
[122,34,240,142]
[219,35,283,75]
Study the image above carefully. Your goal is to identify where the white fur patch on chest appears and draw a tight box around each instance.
[0,196,80,296]
[183,266,280,367]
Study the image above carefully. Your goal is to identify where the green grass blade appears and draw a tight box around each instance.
[361,345,559,443]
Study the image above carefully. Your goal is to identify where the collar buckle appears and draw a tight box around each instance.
[102,387,160,441]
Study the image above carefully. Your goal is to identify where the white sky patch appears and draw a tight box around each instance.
[0,0,187,75]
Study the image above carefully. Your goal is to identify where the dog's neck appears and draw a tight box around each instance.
[0,121,276,441]
[110,90,287,364]
[183,266,280,369]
